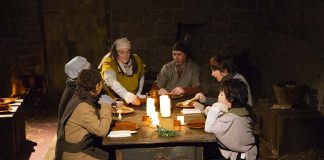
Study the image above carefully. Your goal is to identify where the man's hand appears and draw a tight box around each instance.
[158,88,169,95]
[170,87,184,95]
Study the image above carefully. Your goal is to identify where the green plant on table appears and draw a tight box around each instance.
[157,125,178,137]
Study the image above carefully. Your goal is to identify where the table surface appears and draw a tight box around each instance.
[0,101,26,160]
[102,97,217,146]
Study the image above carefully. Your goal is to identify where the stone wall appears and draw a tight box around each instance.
[109,0,265,97]
[0,0,44,97]
[42,0,109,94]
[1,0,265,97]
[259,0,324,109]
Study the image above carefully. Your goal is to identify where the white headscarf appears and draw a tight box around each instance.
[65,56,91,79]
[115,38,131,50]
[97,38,131,69]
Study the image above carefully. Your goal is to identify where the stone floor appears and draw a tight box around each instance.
[16,97,58,160]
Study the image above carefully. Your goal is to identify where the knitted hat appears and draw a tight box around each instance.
[172,41,191,58]
[115,38,131,50]
[65,56,91,79]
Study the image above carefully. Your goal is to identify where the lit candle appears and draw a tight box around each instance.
[146,98,155,117]
[177,116,185,125]
[151,111,159,127]
[159,95,171,117]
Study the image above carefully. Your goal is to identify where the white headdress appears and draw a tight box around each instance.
[65,56,90,79]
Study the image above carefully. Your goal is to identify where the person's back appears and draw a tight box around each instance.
[204,79,257,160]
[58,56,90,122]
[56,69,113,160]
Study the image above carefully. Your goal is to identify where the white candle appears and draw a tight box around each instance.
[177,116,185,125]
[146,98,155,117]
[151,112,159,127]
[159,95,171,117]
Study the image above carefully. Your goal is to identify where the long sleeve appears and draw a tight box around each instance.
[156,64,171,89]
[205,107,221,133]
[136,75,145,96]
[104,70,129,99]
[64,102,112,142]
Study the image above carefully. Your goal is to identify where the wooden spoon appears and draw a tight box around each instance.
[182,97,197,106]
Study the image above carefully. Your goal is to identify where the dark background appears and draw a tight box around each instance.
[1,0,323,111]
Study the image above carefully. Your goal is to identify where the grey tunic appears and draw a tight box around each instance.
[156,60,200,91]
[207,107,257,160]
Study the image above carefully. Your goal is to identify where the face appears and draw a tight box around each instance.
[95,81,103,96]
[172,51,187,66]
[218,90,231,108]
[211,65,228,81]
[117,48,131,64]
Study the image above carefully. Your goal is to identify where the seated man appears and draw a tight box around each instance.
[155,41,201,96]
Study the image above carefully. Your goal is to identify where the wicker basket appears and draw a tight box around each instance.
[273,84,305,105]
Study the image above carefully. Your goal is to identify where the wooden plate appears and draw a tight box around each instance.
[112,103,134,114]
[112,121,141,131]
[186,122,205,129]
[169,94,184,99]
[176,101,195,108]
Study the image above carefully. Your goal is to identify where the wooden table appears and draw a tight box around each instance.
[102,98,218,160]
[0,103,26,160]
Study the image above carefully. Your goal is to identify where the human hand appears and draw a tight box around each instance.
[211,102,228,113]
[204,106,211,116]
[193,102,205,112]
[158,88,169,95]
[194,92,206,103]
[170,87,184,95]
[124,92,138,105]
[98,94,114,105]
[136,93,146,99]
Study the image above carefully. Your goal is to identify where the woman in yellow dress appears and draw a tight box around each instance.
[98,38,144,105]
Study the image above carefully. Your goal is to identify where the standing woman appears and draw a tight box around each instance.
[98,38,144,105]
[56,69,113,160]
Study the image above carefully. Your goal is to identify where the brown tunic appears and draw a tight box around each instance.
[63,102,112,159]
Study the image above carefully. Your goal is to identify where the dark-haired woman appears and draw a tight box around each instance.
[204,79,257,160]
[98,38,144,105]
[56,69,113,160]
[194,54,252,111]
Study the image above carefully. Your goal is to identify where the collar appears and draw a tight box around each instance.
[228,107,249,117]
[117,59,133,76]
[76,87,99,108]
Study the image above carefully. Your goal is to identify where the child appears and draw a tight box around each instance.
[205,79,257,160]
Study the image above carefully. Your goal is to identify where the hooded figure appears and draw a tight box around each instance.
[58,56,91,121]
